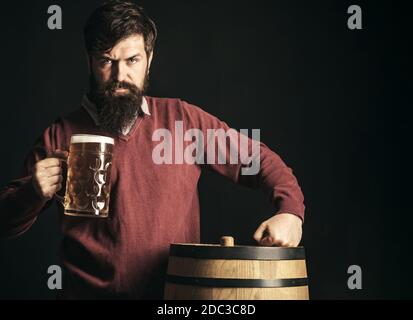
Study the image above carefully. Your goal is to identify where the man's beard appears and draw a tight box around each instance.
[88,73,149,135]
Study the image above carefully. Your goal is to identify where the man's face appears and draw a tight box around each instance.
[91,34,152,93]
[88,34,153,135]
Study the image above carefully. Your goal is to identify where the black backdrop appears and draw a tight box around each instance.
[0,0,411,299]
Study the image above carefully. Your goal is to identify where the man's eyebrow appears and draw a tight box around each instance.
[97,55,115,61]
[124,53,142,60]
[98,53,142,61]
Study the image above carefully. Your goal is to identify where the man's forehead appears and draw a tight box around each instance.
[102,34,145,59]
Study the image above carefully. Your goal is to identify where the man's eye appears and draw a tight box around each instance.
[129,57,138,64]
[101,59,112,65]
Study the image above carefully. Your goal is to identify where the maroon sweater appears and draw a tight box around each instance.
[0,96,305,299]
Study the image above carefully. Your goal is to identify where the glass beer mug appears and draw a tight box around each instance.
[56,134,115,218]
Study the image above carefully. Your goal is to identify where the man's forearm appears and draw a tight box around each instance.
[0,177,48,239]
[238,143,305,221]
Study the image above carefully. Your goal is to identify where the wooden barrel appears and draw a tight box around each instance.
[164,236,309,300]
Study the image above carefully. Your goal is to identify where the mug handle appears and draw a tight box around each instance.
[53,156,69,205]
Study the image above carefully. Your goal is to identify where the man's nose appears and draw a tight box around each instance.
[111,62,128,82]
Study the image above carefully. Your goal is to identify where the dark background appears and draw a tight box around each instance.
[0,0,411,299]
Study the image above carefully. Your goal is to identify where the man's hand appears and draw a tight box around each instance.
[31,149,68,201]
[253,213,303,247]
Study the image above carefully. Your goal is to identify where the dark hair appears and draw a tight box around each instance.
[84,0,157,57]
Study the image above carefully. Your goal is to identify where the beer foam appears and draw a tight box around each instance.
[71,134,114,145]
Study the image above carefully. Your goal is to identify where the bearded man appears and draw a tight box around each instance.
[0,0,305,299]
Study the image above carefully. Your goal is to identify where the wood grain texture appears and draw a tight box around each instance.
[164,283,309,300]
[167,257,308,279]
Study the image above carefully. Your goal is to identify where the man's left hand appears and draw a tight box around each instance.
[253,213,303,247]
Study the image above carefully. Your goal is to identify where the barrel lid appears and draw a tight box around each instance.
[170,237,306,261]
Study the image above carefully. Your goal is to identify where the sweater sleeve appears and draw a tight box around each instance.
[0,123,61,239]
[180,100,305,222]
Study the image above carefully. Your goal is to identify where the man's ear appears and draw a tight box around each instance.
[147,51,154,74]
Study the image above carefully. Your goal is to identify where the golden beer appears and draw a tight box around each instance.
[62,134,114,218]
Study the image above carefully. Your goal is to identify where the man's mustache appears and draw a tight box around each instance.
[104,81,139,93]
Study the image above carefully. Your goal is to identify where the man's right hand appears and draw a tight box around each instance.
[31,149,68,201]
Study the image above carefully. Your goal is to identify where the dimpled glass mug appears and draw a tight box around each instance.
[56,134,115,218]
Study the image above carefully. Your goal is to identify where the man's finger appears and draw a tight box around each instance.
[36,158,62,169]
[47,175,63,185]
[44,167,62,177]
[259,236,272,246]
[253,222,267,243]
[260,235,284,247]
